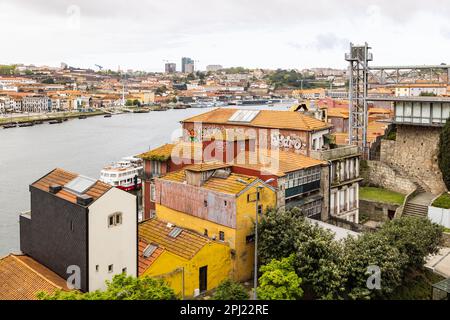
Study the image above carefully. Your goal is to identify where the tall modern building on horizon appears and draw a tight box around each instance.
[181,57,195,74]
[165,63,176,73]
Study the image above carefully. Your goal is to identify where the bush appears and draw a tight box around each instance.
[438,118,450,189]
[257,255,303,300]
[432,193,450,209]
[341,233,407,299]
[213,279,249,300]
[377,217,443,270]
[37,274,177,300]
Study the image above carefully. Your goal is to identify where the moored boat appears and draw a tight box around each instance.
[99,156,143,192]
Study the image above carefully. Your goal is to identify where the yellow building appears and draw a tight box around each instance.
[139,218,232,298]
[154,165,277,282]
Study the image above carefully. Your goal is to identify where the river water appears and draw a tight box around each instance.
[0,104,291,256]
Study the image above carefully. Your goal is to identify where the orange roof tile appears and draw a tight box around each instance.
[31,168,112,206]
[138,239,164,276]
[0,254,70,300]
[139,219,210,260]
[231,149,326,176]
[182,108,331,131]
[161,169,257,195]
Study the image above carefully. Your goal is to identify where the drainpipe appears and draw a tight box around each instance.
[327,160,332,222]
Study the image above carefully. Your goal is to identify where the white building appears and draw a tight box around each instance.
[20,169,138,292]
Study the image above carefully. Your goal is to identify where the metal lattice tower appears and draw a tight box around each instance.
[345,43,372,158]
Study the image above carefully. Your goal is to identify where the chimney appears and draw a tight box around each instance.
[49,184,62,194]
[76,194,94,206]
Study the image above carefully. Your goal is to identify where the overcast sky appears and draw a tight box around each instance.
[1,0,450,72]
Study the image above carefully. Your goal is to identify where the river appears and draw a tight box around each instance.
[0,104,291,256]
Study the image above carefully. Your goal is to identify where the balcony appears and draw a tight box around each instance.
[285,180,320,199]
[311,145,360,161]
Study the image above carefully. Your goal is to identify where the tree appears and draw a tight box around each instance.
[42,78,55,84]
[213,279,249,300]
[438,118,450,189]
[133,99,141,107]
[125,99,133,106]
[258,207,304,265]
[257,255,303,300]
[341,233,406,300]
[37,274,177,300]
[377,216,443,270]
[293,223,345,299]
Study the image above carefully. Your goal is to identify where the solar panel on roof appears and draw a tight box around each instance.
[228,110,260,123]
[168,227,183,238]
[64,176,97,194]
[143,244,158,258]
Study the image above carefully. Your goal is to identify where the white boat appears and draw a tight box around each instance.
[99,156,143,191]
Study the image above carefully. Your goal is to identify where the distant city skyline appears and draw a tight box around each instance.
[1,0,450,72]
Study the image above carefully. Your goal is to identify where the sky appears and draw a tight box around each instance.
[1,0,450,72]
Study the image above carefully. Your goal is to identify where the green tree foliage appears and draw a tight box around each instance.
[257,255,303,300]
[341,233,406,299]
[222,67,249,74]
[41,78,55,84]
[267,69,314,89]
[133,99,141,107]
[155,85,168,95]
[37,274,177,300]
[258,207,303,265]
[377,217,443,270]
[125,99,133,106]
[438,118,450,189]
[213,279,249,300]
[293,225,345,299]
[0,64,16,75]
[258,208,443,300]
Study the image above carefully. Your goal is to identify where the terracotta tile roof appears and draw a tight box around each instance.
[138,142,203,162]
[185,162,231,172]
[181,108,331,131]
[161,169,257,195]
[31,168,112,206]
[327,108,349,119]
[230,149,326,177]
[138,239,164,276]
[139,219,210,260]
[0,254,70,300]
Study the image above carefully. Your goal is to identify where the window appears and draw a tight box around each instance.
[204,229,208,237]
[257,205,263,215]
[108,212,123,227]
[70,220,74,232]
[122,267,127,274]
[204,200,208,207]
[96,265,99,272]
[108,264,113,273]
[219,231,225,241]
[224,200,227,207]
[150,184,156,202]
[246,234,255,243]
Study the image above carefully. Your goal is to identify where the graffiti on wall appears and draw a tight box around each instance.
[271,133,304,151]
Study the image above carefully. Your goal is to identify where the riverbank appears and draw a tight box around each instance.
[0,110,106,126]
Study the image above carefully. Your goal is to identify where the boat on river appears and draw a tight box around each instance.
[99,156,143,192]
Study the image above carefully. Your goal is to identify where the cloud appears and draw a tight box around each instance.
[1,0,450,70]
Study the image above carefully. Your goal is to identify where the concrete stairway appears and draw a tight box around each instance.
[402,188,435,218]
[402,202,429,218]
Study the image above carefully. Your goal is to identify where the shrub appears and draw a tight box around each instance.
[213,279,249,300]
[257,255,303,300]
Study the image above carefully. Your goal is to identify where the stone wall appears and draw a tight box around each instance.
[359,199,400,222]
[361,160,416,195]
[380,125,447,195]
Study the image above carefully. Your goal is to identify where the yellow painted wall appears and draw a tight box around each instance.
[155,182,276,282]
[142,242,232,298]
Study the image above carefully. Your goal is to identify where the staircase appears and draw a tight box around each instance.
[402,202,429,218]
[402,184,435,219]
